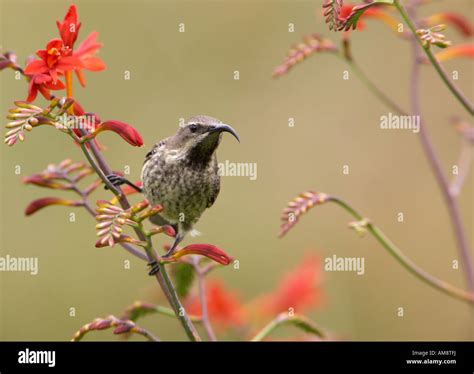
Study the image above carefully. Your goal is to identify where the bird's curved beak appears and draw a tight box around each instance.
[209,124,240,143]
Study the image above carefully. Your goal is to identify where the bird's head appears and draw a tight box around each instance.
[169,115,240,162]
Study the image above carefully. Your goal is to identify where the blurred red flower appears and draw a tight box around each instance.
[185,280,246,328]
[256,255,323,315]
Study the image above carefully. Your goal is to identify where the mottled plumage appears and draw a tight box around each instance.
[140,115,239,257]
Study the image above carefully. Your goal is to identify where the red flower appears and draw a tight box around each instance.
[425,13,473,38]
[25,39,82,83]
[434,44,474,62]
[91,120,144,147]
[57,4,82,51]
[185,280,246,328]
[25,197,83,216]
[257,255,323,315]
[73,32,106,87]
[26,73,65,102]
[167,244,233,265]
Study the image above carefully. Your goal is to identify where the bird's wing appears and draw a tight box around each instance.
[149,213,172,227]
[207,174,221,208]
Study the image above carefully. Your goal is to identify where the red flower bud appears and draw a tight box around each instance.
[25,197,83,216]
[169,244,233,265]
[92,120,143,147]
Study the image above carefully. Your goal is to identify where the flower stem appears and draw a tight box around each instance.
[329,196,474,305]
[338,54,407,115]
[251,313,325,342]
[65,71,74,115]
[406,4,474,292]
[191,259,217,341]
[78,138,201,341]
[393,0,474,115]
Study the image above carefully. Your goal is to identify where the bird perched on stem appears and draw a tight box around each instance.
[106,115,240,275]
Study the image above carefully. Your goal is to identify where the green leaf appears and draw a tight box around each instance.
[171,262,195,298]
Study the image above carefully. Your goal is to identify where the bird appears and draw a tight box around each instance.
[106,115,240,275]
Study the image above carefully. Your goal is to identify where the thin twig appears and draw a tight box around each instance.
[406,4,474,292]
[450,140,472,196]
[329,196,474,304]
[191,258,217,341]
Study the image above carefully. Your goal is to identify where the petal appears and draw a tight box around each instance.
[434,44,474,62]
[80,56,106,71]
[24,60,48,75]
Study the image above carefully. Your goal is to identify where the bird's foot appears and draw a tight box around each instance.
[104,174,142,193]
[147,260,160,276]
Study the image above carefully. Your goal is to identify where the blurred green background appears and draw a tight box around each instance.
[0,0,473,341]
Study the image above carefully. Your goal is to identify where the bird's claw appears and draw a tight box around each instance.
[104,174,125,190]
[147,260,160,276]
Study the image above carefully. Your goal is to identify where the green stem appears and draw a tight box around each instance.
[393,0,474,115]
[251,313,325,342]
[339,54,407,115]
[329,197,474,305]
[72,130,201,341]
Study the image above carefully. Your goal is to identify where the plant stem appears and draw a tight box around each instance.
[406,5,474,292]
[251,313,325,342]
[76,133,201,341]
[191,259,217,341]
[339,54,407,115]
[394,0,474,115]
[329,196,474,304]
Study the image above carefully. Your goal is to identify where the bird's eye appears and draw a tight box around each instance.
[189,124,198,133]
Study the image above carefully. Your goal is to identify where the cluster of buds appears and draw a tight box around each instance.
[323,0,344,31]
[417,25,452,49]
[23,159,101,216]
[71,315,158,341]
[273,34,337,77]
[4,101,43,146]
[280,191,329,237]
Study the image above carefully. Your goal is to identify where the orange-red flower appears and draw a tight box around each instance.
[73,32,105,87]
[90,120,144,147]
[25,39,82,83]
[338,3,398,33]
[26,73,65,102]
[256,255,323,315]
[25,197,83,216]
[434,44,474,62]
[167,244,233,265]
[185,280,246,327]
[57,4,82,50]
[424,13,473,38]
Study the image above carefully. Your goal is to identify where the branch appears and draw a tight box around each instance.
[406,4,474,292]
[330,196,474,304]
[190,258,217,341]
[394,0,474,115]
